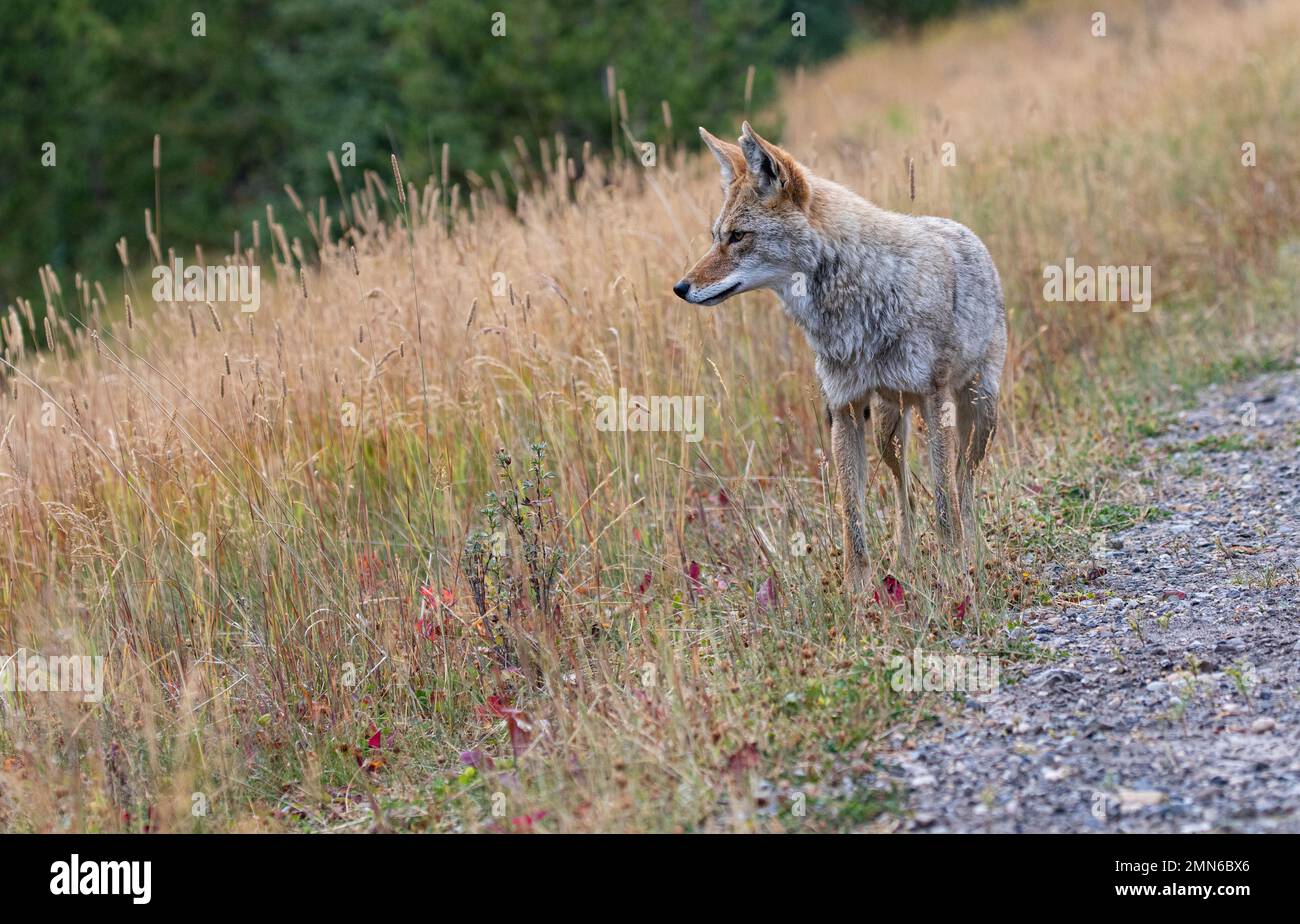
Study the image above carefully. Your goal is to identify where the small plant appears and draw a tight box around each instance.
[1126,615,1144,643]
[495,443,566,618]
[461,443,567,630]
[1257,566,1282,591]
[463,526,497,622]
[1226,663,1256,709]
[1187,433,1253,453]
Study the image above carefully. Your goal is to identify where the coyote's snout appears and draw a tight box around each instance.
[676,123,1007,591]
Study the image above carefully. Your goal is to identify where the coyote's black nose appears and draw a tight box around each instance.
[672,279,691,301]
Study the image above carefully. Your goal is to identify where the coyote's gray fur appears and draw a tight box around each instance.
[673,122,1007,591]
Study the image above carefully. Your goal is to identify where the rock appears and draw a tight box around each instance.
[1027,668,1083,687]
[1251,718,1276,734]
[1118,788,1167,813]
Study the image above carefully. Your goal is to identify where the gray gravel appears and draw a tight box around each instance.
[865,367,1300,833]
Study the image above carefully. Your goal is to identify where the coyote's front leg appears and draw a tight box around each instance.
[831,401,870,593]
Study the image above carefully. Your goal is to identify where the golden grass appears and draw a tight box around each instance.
[1,0,1298,832]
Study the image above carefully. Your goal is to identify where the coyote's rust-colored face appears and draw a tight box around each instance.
[673,123,815,306]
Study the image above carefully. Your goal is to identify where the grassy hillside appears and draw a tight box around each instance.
[1,0,1297,832]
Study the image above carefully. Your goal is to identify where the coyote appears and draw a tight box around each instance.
[673,123,1006,591]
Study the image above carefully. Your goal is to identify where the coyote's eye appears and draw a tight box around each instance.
[728,230,749,244]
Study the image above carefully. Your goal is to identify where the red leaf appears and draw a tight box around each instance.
[510,810,548,830]
[687,560,703,590]
[416,584,455,639]
[874,575,905,608]
[954,595,970,623]
[725,742,760,776]
[636,571,653,595]
[507,719,531,759]
[367,726,382,749]
[416,611,452,640]
[1161,589,1187,600]
[486,695,532,759]
[756,576,777,610]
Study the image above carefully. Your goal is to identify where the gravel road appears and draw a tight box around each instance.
[866,366,1300,833]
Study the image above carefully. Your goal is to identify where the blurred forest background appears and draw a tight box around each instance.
[0,0,1008,308]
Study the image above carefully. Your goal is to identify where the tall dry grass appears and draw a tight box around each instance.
[1,0,1298,832]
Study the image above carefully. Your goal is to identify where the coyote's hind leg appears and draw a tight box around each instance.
[956,377,998,560]
[870,392,913,563]
[921,388,963,554]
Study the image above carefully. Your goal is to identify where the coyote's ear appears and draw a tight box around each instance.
[698,126,744,188]
[739,121,808,207]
